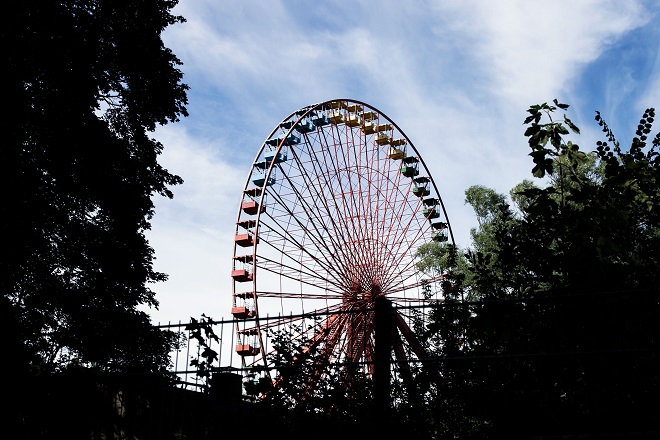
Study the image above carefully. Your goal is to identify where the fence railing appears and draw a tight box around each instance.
[155,303,440,392]
[156,315,243,390]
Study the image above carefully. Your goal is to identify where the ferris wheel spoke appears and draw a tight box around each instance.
[307,129,374,278]
[378,210,428,288]
[262,162,357,286]
[383,275,446,301]
[303,118,427,289]
[268,155,341,253]
[254,252,344,294]
[378,209,432,290]
[260,141,359,267]
[256,217,359,294]
[256,213,347,288]
[346,141,420,290]
[322,159,393,284]
[332,127,364,235]
[256,290,344,300]
[364,140,411,263]
[268,133,365,285]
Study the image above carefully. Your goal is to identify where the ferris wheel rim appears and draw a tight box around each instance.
[231,98,454,375]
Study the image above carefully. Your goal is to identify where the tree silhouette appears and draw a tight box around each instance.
[417,102,660,437]
[3,0,188,375]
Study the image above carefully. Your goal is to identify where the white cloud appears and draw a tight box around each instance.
[427,0,647,108]
[637,35,660,112]
[145,125,243,324]
[146,0,658,325]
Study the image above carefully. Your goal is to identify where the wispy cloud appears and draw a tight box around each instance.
[147,0,659,324]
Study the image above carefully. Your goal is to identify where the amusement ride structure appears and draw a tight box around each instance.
[230,99,454,392]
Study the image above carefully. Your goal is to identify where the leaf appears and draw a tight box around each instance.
[564,116,580,134]
[201,346,218,362]
[529,149,550,159]
[524,125,540,137]
[532,164,546,178]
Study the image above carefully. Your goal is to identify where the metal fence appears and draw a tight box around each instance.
[155,303,440,393]
[156,315,243,391]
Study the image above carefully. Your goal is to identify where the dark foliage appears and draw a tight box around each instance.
[419,102,660,438]
[2,0,187,376]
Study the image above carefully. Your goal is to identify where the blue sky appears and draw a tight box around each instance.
[144,0,660,325]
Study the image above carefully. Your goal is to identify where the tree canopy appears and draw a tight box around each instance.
[3,0,188,375]
[413,100,660,437]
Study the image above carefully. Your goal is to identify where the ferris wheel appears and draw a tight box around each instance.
[230,99,454,388]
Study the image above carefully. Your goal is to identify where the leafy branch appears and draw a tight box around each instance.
[523,99,582,178]
[185,314,219,392]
